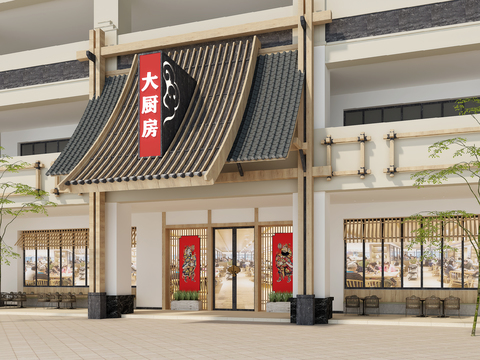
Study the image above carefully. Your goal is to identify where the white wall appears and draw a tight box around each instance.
[166,210,208,225]
[330,79,480,128]
[258,206,292,222]
[133,212,163,308]
[326,0,453,18]
[2,213,89,293]
[1,124,77,156]
[211,208,254,223]
[105,203,132,296]
[328,195,480,311]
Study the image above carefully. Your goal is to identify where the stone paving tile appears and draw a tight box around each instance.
[1,315,480,359]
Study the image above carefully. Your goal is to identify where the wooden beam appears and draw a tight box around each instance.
[95,29,105,98]
[77,12,331,61]
[258,44,298,55]
[291,137,307,150]
[254,208,260,312]
[0,162,44,171]
[216,168,298,183]
[321,135,371,144]
[383,164,456,174]
[333,169,372,177]
[106,68,130,77]
[162,212,169,309]
[89,29,95,99]
[383,126,480,140]
[89,193,95,293]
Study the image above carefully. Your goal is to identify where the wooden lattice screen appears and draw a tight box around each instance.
[260,225,293,311]
[16,229,89,249]
[168,228,208,310]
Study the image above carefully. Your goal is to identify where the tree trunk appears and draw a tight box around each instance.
[473,285,480,336]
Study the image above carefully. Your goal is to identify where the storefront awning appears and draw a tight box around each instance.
[50,36,304,193]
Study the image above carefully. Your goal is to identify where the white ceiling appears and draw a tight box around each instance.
[330,50,480,96]
[0,0,291,55]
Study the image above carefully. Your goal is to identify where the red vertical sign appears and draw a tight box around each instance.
[272,233,293,293]
[179,236,201,292]
[139,53,162,157]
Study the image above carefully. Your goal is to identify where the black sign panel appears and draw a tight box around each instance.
[160,52,196,156]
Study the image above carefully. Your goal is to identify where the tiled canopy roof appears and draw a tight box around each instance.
[228,51,303,162]
[56,38,259,192]
[46,75,127,176]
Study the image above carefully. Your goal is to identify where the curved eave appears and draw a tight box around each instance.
[59,37,260,193]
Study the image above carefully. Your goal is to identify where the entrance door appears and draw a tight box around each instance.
[214,227,255,310]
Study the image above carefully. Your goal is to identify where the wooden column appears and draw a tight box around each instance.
[95,29,106,98]
[305,0,315,296]
[297,0,306,296]
[207,210,214,310]
[89,192,105,293]
[162,212,169,309]
[88,29,95,99]
[254,208,261,311]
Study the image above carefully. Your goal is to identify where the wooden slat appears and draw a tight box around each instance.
[383,164,456,174]
[383,126,480,140]
[59,55,139,189]
[77,13,332,61]
[95,29,105,98]
[203,37,261,182]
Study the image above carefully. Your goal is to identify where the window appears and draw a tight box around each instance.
[18,229,89,287]
[343,97,478,126]
[344,217,480,290]
[21,138,69,156]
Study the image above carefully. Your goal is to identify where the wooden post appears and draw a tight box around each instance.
[254,208,261,311]
[297,0,306,296]
[89,29,95,99]
[162,212,170,309]
[389,129,395,177]
[95,29,106,98]
[305,0,315,296]
[95,192,106,293]
[207,210,214,310]
[89,193,95,293]
[359,132,366,179]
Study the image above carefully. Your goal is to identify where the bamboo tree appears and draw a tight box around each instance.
[407,97,480,336]
[0,147,56,301]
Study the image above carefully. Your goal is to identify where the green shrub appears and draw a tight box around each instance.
[192,291,199,301]
[178,291,185,300]
[269,291,277,302]
[268,291,292,302]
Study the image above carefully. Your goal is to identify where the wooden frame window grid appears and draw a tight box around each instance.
[344,217,479,290]
[20,138,70,156]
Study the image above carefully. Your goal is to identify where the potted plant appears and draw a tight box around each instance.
[170,291,202,311]
[266,291,293,313]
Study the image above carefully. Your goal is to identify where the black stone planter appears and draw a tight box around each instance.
[106,295,135,318]
[289,296,334,325]
[88,292,106,319]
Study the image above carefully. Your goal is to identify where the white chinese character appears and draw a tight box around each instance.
[142,119,158,138]
[141,72,159,92]
[141,95,159,114]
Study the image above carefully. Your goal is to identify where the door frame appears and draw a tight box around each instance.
[213,226,255,311]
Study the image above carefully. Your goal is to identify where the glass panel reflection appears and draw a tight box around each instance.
[24,250,36,286]
[346,242,363,287]
[423,244,441,288]
[36,249,48,286]
[383,241,401,288]
[49,249,61,286]
[215,229,233,309]
[236,228,254,310]
[75,248,87,286]
[61,247,73,286]
[403,241,421,288]
[464,241,478,289]
[365,241,382,288]
[444,241,462,288]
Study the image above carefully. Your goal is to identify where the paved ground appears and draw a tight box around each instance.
[0,314,479,359]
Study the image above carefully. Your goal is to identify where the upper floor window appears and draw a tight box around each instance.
[21,139,70,156]
[344,98,479,126]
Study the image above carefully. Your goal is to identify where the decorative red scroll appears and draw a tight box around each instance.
[272,233,293,293]
[179,236,201,291]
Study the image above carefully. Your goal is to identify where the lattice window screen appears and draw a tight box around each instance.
[16,229,89,249]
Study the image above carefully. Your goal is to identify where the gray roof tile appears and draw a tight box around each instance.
[47,75,127,176]
[228,51,303,163]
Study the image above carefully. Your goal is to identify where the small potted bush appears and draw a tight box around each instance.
[171,291,201,311]
[266,291,293,313]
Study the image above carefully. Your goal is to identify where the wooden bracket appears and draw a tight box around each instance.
[321,132,371,180]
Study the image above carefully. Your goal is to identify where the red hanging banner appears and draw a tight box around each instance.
[179,236,201,292]
[139,52,162,157]
[272,233,293,293]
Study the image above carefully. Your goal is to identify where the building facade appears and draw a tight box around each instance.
[1,0,480,318]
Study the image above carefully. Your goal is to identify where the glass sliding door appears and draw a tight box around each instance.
[214,227,255,310]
